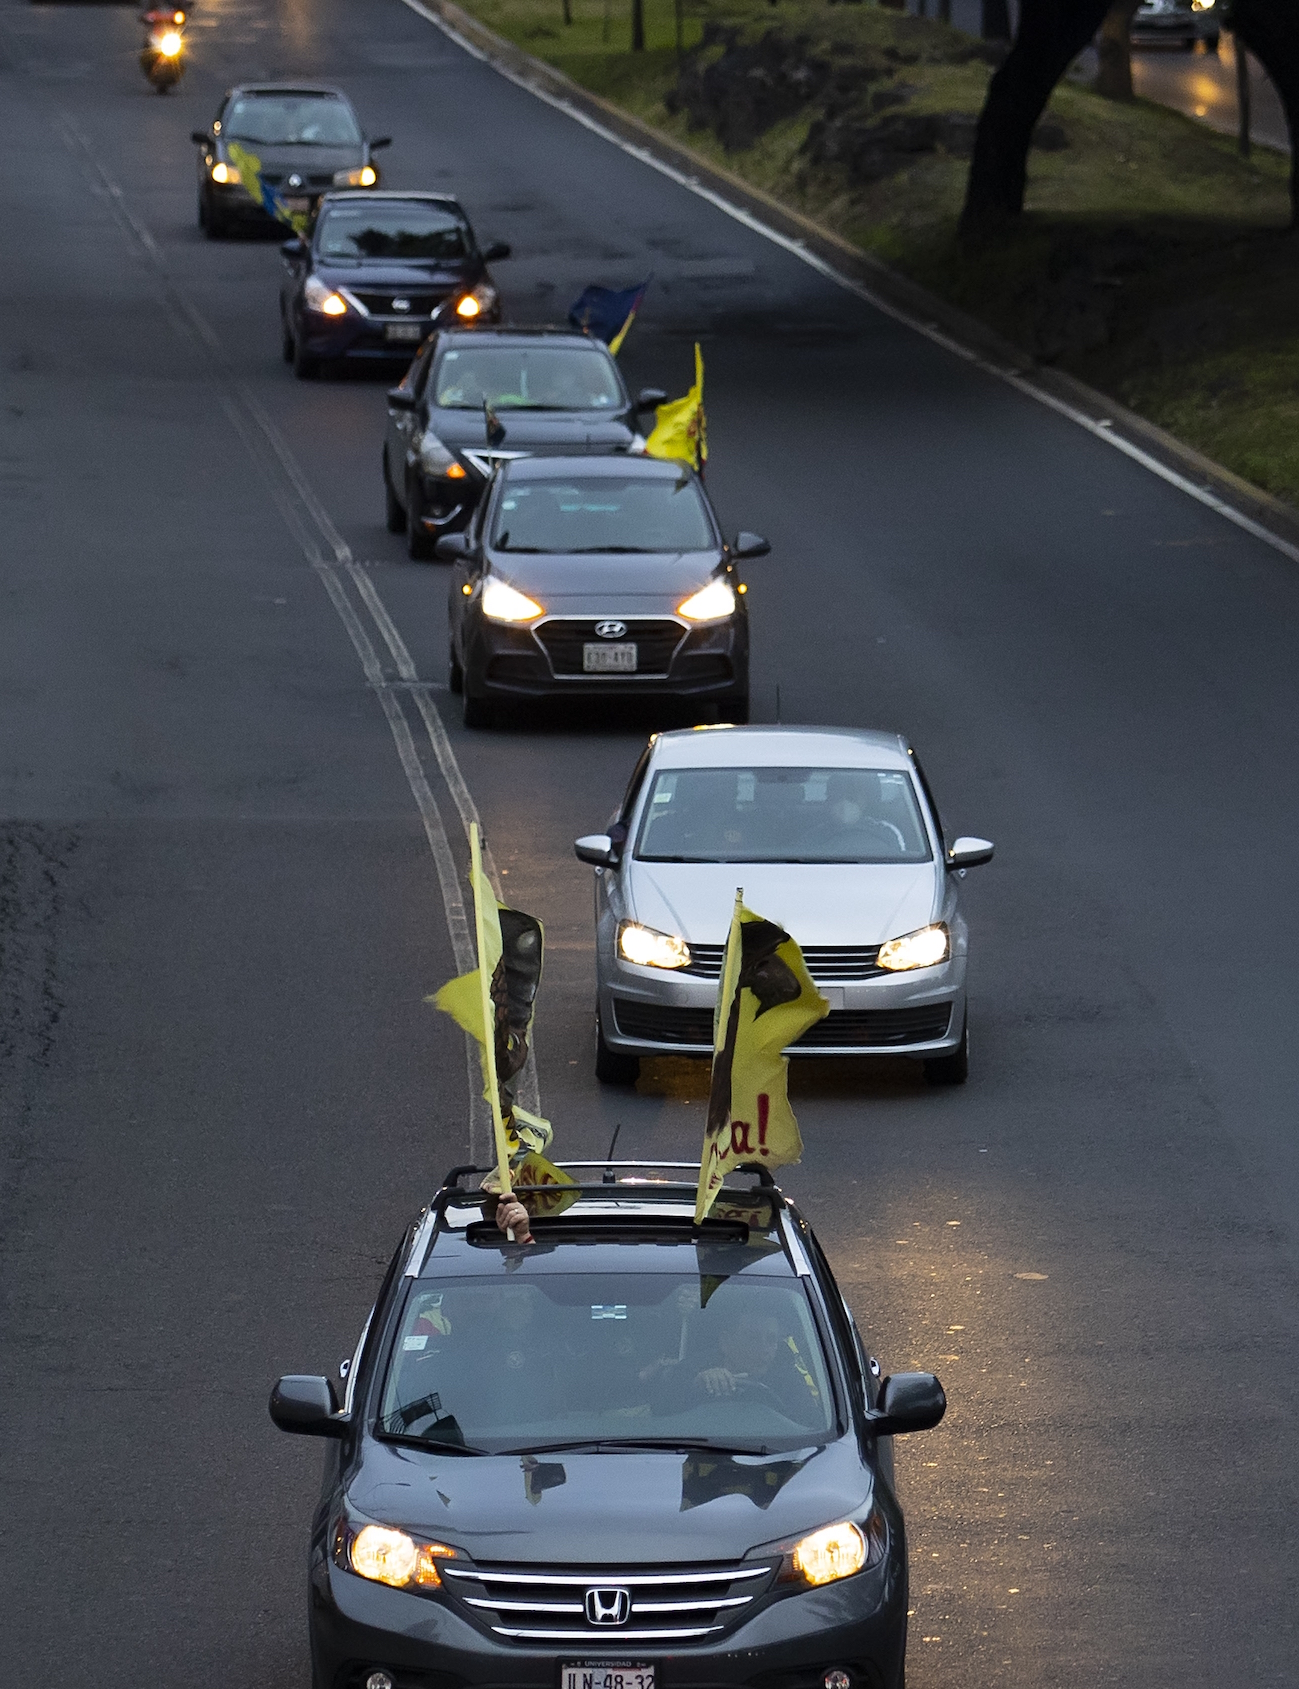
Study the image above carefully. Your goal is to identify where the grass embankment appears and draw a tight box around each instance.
[456,0,1299,504]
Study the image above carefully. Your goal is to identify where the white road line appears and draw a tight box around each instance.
[396,0,1299,569]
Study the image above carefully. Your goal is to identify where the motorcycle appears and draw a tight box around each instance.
[140,8,186,94]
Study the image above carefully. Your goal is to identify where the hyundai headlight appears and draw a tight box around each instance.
[877,923,949,972]
[677,579,736,622]
[480,575,544,623]
[418,430,456,475]
[339,1521,456,1591]
[618,921,690,970]
[456,282,498,320]
[334,165,379,186]
[304,275,348,317]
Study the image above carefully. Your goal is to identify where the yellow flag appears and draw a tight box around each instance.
[645,342,707,470]
[226,140,310,236]
[695,896,829,1223]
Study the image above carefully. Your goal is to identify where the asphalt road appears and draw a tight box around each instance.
[1130,33,1289,152]
[2,2,1298,1687]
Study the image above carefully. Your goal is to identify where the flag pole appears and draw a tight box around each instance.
[696,888,743,1224]
[471,823,513,1200]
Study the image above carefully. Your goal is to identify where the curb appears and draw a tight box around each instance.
[405,0,1299,560]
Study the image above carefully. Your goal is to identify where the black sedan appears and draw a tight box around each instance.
[269,1162,946,1689]
[279,193,509,380]
[441,455,765,728]
[192,83,389,239]
[384,327,666,558]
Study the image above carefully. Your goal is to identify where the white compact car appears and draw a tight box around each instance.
[575,726,993,1086]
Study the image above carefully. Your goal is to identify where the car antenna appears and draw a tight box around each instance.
[603,1122,622,1184]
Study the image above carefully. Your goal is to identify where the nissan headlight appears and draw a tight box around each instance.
[418,430,457,476]
[618,921,690,970]
[210,161,240,185]
[677,579,736,622]
[456,281,499,320]
[334,165,378,186]
[338,1521,457,1591]
[480,575,544,623]
[304,275,348,317]
[877,923,949,972]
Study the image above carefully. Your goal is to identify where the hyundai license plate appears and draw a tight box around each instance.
[561,1665,654,1689]
[385,322,424,343]
[583,642,637,673]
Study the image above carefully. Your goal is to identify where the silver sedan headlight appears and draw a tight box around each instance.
[877,923,950,972]
[618,921,690,970]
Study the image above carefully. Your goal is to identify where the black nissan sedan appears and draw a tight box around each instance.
[193,83,388,239]
[269,1163,946,1689]
[280,193,509,379]
[384,328,666,558]
[441,455,765,728]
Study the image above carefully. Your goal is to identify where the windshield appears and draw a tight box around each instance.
[435,346,624,412]
[224,93,362,147]
[379,1272,836,1454]
[316,204,470,261]
[636,766,933,863]
[492,475,714,554]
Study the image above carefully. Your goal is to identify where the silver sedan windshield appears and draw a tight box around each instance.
[635,766,933,863]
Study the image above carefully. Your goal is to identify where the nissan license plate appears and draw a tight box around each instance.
[583,642,637,673]
[562,1666,654,1689]
[283,196,310,211]
[385,322,424,343]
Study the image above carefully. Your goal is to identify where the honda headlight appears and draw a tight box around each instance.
[877,923,949,972]
[677,579,736,622]
[618,921,690,970]
[456,282,498,320]
[418,429,456,475]
[334,165,378,186]
[756,1509,887,1590]
[337,1520,457,1592]
[481,575,544,623]
[304,275,348,317]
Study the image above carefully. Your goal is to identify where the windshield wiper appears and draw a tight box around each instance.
[503,1437,768,1456]
[379,1431,491,1455]
[567,545,655,554]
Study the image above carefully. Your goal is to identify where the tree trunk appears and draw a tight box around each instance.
[1094,0,1140,100]
[1231,0,1299,226]
[631,0,645,52]
[960,0,1113,239]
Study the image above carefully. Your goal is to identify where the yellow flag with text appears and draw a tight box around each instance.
[695,895,829,1223]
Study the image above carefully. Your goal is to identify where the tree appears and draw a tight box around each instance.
[1229,0,1299,224]
[632,0,645,51]
[1094,0,1140,101]
[960,0,1113,239]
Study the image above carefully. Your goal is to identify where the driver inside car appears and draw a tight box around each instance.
[651,1308,823,1426]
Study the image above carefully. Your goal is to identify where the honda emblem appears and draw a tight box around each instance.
[584,1587,631,1626]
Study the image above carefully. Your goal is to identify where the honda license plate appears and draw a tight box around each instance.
[562,1666,654,1689]
[385,322,424,342]
[583,642,637,673]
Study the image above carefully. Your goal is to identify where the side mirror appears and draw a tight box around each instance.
[866,1371,946,1436]
[946,836,994,870]
[386,385,417,412]
[482,240,512,263]
[574,833,618,867]
[435,533,470,561]
[635,386,668,411]
[191,129,210,146]
[370,135,393,150]
[281,237,306,259]
[732,531,770,559]
[269,1374,345,1437]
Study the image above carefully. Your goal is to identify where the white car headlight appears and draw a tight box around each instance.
[877,923,950,972]
[304,274,348,317]
[677,578,736,622]
[418,429,456,475]
[618,921,690,970]
[480,574,544,623]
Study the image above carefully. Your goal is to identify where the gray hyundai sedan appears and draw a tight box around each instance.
[574,726,994,1085]
[440,456,766,728]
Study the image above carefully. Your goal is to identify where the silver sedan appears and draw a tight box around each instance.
[575,725,993,1085]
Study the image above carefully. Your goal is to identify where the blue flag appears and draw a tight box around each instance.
[568,280,649,354]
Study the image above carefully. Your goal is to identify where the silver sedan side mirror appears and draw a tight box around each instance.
[574,834,618,867]
[946,836,994,870]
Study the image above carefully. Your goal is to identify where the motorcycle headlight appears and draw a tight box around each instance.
[337,1520,457,1592]
[618,921,690,970]
[876,923,950,972]
[418,429,456,475]
[480,575,544,624]
[677,578,736,622]
[304,275,348,317]
[210,161,240,185]
[456,282,499,320]
[334,165,378,187]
